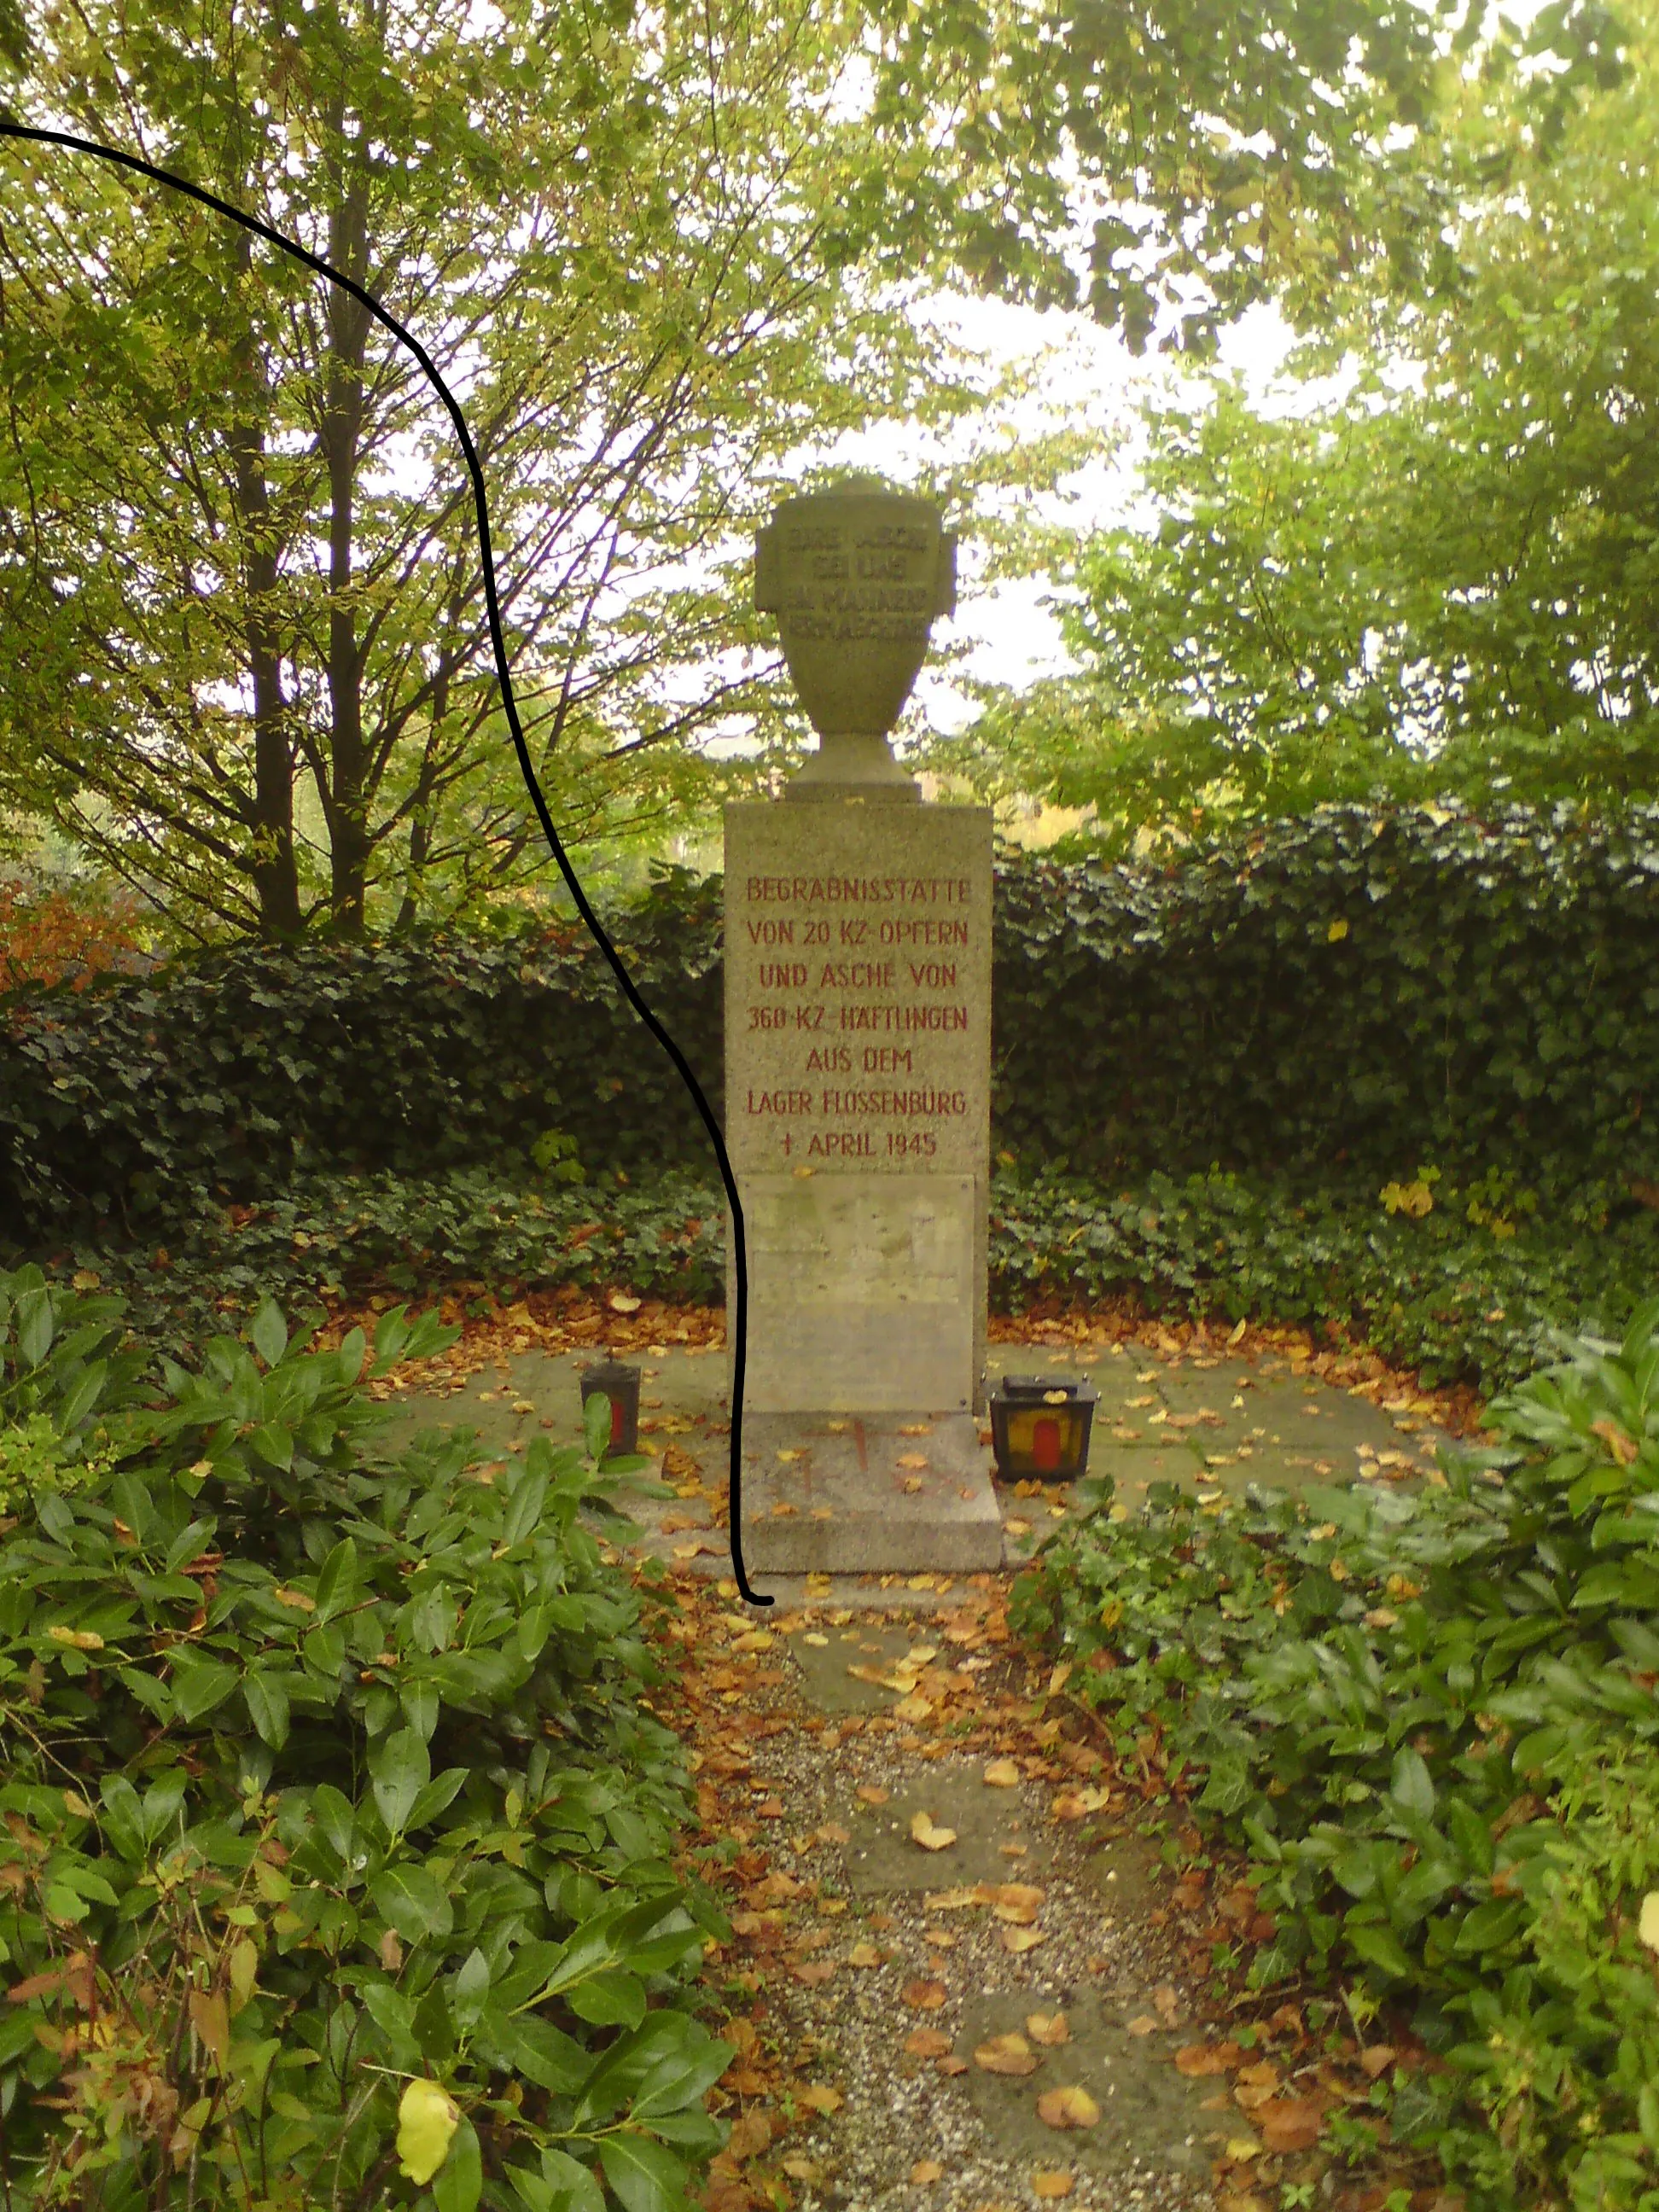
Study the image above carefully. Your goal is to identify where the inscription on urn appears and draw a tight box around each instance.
[755,475,957,799]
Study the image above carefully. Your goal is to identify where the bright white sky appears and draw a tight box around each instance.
[708,285,1338,751]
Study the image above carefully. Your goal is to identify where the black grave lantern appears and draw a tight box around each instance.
[579,1359,641,1457]
[987,1374,1097,1481]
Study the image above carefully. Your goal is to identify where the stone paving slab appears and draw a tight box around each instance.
[373,1331,1458,1588]
[741,1413,1003,1575]
[1080,1828,1167,1924]
[834,1764,1057,1893]
[951,1984,1222,2185]
[789,1618,958,1715]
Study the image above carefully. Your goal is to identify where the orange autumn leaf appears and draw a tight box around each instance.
[1590,1417,1639,1466]
[1257,2098,1327,2153]
[727,2110,773,2162]
[910,2162,944,2186]
[1026,2012,1070,2046]
[856,1784,889,1806]
[901,1979,947,2011]
[982,1758,1022,1787]
[903,2029,952,2059]
[1032,2174,1074,2200]
[796,2084,843,2115]
[1175,2040,1242,2076]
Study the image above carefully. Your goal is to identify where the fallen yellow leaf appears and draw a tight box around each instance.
[893,1694,934,1722]
[974,2034,1039,2077]
[797,2084,843,2115]
[983,1758,1022,1788]
[911,1813,958,1852]
[857,1784,890,1806]
[897,1452,930,1470]
[910,2161,944,2185]
[901,1979,947,2011]
[1036,2087,1100,2131]
[1026,2013,1070,2046]
[1002,1926,1045,1954]
[1033,2174,1074,2200]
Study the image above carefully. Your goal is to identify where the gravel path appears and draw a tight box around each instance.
[649,1575,1452,2212]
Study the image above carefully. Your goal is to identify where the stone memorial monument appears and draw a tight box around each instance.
[727,475,1001,1575]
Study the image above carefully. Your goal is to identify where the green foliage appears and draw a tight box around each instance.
[0,0,1497,937]
[0,1264,728,2209]
[0,881,725,1243]
[14,808,1659,1274]
[991,803,1659,1187]
[1010,1298,1659,2211]
[987,1160,1659,1396]
[33,1150,1656,1401]
[948,2,1659,847]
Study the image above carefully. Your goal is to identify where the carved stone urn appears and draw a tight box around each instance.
[754,474,957,800]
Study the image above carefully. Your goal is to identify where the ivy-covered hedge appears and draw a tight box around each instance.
[8,803,1659,1249]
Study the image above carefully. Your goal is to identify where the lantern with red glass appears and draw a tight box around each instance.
[987,1374,1097,1482]
[578,1359,641,1458]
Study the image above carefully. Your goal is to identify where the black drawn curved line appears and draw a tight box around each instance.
[0,120,771,1606]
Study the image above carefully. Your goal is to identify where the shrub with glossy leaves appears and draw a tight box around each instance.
[0,1266,731,2212]
[1011,1295,1659,2212]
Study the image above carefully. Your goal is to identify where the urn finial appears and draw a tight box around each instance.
[754,477,956,801]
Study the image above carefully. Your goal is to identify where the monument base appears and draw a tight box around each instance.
[739,1412,1004,1575]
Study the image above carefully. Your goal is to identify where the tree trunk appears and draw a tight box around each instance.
[322,152,373,935]
[228,232,302,940]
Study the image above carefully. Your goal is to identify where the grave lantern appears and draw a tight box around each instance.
[987,1375,1097,1482]
[579,1359,641,1457]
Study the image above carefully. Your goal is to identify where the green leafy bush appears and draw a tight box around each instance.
[987,1161,1659,1395]
[42,1157,1659,1399]
[0,1266,730,2211]
[1009,1297,1659,2212]
[10,805,1659,1262]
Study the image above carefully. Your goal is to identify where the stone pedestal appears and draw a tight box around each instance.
[725,798,1000,1574]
